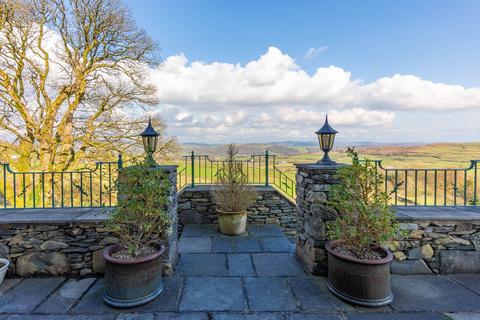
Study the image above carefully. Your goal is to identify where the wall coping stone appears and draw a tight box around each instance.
[394,206,480,221]
[294,163,347,170]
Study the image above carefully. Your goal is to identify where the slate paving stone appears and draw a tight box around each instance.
[235,238,261,253]
[244,277,298,312]
[154,313,209,320]
[212,237,236,253]
[74,277,182,314]
[287,314,344,320]
[288,277,353,311]
[391,275,480,312]
[176,254,228,276]
[0,278,65,313]
[247,225,284,237]
[36,278,97,314]
[179,277,245,311]
[344,312,449,319]
[444,313,480,320]
[450,274,480,295]
[117,314,155,320]
[228,254,256,276]
[0,315,116,320]
[259,237,295,253]
[0,278,22,296]
[179,236,212,253]
[181,224,218,237]
[213,313,284,320]
[252,253,305,276]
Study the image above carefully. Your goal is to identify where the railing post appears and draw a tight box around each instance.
[118,154,123,169]
[265,150,269,186]
[191,151,195,188]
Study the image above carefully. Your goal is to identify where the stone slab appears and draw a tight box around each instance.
[176,254,228,276]
[439,250,480,273]
[259,237,295,253]
[288,277,353,311]
[244,277,297,312]
[117,314,154,320]
[235,238,262,253]
[228,254,256,276]
[0,315,116,320]
[154,313,209,320]
[252,253,305,276]
[391,275,480,312]
[445,313,480,320]
[181,224,219,237]
[180,277,245,311]
[36,278,97,314]
[450,274,480,295]
[0,211,86,224]
[395,206,480,221]
[247,225,284,237]
[213,314,284,320]
[0,278,22,296]
[74,277,182,314]
[390,260,433,275]
[344,312,448,319]
[212,237,236,253]
[179,237,212,253]
[288,314,344,320]
[0,278,65,313]
[74,209,110,221]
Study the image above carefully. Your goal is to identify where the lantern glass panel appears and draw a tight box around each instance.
[329,134,335,149]
[318,134,330,150]
[142,136,148,153]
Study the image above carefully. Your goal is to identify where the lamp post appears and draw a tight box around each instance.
[316,115,338,165]
[140,118,159,166]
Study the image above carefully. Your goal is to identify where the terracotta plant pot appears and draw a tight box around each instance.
[103,244,165,308]
[0,258,9,286]
[217,210,247,235]
[325,240,393,307]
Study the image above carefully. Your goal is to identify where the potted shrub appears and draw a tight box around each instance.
[326,148,400,307]
[103,161,171,308]
[212,144,256,235]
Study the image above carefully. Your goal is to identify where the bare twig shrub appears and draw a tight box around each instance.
[212,144,257,213]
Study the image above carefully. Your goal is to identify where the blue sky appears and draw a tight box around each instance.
[124,0,480,144]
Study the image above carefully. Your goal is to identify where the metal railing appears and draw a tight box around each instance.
[176,151,296,200]
[372,160,480,206]
[0,155,122,209]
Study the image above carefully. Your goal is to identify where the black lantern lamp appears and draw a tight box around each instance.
[316,115,338,165]
[140,118,159,166]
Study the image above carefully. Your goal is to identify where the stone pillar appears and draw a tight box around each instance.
[155,165,179,275]
[295,163,345,275]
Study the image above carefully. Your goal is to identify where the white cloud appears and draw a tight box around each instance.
[304,46,328,59]
[148,47,480,142]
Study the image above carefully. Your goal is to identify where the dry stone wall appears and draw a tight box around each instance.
[389,219,480,274]
[177,185,297,236]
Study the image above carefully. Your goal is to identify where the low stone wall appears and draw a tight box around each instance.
[2,220,116,276]
[390,217,480,274]
[177,185,297,236]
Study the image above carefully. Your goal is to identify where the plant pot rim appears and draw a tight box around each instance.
[326,240,392,265]
[0,258,9,271]
[216,209,248,216]
[103,244,165,265]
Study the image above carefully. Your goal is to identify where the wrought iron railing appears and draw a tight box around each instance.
[176,151,296,200]
[0,155,122,209]
[371,160,480,206]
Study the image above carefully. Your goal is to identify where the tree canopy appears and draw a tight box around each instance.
[0,0,176,171]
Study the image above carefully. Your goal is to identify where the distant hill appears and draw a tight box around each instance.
[180,140,425,157]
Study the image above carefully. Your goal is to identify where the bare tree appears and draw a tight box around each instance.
[0,0,176,171]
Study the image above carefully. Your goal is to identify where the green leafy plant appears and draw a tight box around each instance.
[108,160,171,258]
[212,144,257,213]
[327,148,401,259]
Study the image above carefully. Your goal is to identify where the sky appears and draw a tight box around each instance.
[124,0,480,144]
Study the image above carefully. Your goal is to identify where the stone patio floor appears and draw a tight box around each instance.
[1,224,480,320]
